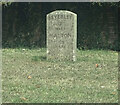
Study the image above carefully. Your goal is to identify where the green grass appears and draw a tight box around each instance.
[2,48,118,103]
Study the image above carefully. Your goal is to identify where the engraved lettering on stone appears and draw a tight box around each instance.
[47,10,77,61]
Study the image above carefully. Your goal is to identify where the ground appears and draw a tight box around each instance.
[2,48,118,103]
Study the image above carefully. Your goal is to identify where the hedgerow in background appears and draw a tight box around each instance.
[2,2,119,51]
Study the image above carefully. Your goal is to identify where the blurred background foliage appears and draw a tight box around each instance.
[2,2,120,51]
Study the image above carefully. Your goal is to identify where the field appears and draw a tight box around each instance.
[2,48,118,103]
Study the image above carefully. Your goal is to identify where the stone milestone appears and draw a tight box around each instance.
[47,10,77,61]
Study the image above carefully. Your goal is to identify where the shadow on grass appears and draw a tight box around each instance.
[32,56,46,61]
[31,55,77,64]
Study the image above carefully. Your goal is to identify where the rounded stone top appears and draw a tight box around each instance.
[47,10,77,16]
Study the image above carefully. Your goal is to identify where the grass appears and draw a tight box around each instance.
[2,48,118,103]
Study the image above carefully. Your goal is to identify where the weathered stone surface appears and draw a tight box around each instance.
[47,10,77,61]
